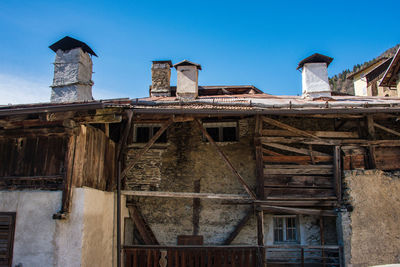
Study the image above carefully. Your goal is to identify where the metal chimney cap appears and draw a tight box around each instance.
[49,36,97,57]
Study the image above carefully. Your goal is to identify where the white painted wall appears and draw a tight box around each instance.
[176,65,198,99]
[302,63,331,99]
[0,187,122,267]
[354,78,368,96]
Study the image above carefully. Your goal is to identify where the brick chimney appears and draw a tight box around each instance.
[174,60,201,100]
[150,60,173,97]
[49,36,97,102]
[297,53,333,99]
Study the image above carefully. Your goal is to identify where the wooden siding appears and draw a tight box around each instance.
[0,136,67,177]
[71,125,116,191]
[0,213,16,267]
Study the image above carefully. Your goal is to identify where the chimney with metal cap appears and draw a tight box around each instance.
[150,60,172,97]
[49,36,97,102]
[297,53,333,99]
[174,60,201,100]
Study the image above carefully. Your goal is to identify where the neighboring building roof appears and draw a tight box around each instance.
[168,85,264,96]
[297,53,333,70]
[380,47,400,87]
[347,58,389,79]
[173,60,202,70]
[49,36,98,57]
[364,57,393,83]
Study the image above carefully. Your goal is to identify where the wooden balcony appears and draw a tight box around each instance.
[123,245,342,267]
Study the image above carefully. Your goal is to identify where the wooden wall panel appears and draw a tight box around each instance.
[71,125,116,191]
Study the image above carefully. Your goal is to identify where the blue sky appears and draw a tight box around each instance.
[0,0,399,104]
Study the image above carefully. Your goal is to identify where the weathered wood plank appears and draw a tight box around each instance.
[264,175,332,188]
[262,148,284,156]
[264,168,333,175]
[264,164,333,169]
[263,143,329,156]
[263,155,332,164]
[127,204,159,245]
[333,146,341,201]
[261,116,322,140]
[264,188,335,198]
[224,208,253,245]
[262,129,359,138]
[374,122,400,137]
[122,191,252,200]
[254,200,337,207]
[260,205,336,217]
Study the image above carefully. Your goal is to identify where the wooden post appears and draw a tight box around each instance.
[333,146,342,202]
[255,115,264,200]
[301,248,305,267]
[366,115,375,140]
[256,208,265,267]
[320,216,326,267]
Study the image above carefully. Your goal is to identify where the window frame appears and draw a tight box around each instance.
[202,121,239,142]
[273,215,299,244]
[133,123,167,144]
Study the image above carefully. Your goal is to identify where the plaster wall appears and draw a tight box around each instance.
[354,78,368,96]
[0,187,120,267]
[176,65,198,99]
[341,170,400,266]
[302,63,331,98]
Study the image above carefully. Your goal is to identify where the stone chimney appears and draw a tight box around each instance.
[150,60,172,97]
[174,60,201,100]
[49,36,97,102]
[297,53,333,99]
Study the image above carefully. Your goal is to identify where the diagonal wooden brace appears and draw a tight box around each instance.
[195,119,257,200]
[121,118,173,177]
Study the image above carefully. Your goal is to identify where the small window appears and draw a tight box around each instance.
[273,216,298,243]
[0,212,16,267]
[134,124,167,143]
[203,122,238,142]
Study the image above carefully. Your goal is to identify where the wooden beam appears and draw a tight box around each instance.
[122,190,252,200]
[256,208,266,267]
[262,148,284,156]
[366,116,375,139]
[373,122,400,137]
[254,200,338,207]
[261,129,359,139]
[224,208,253,245]
[264,167,333,175]
[333,146,341,202]
[127,204,159,245]
[261,116,322,140]
[260,205,336,217]
[121,118,173,177]
[263,155,332,164]
[195,119,257,199]
[117,110,133,161]
[263,143,329,156]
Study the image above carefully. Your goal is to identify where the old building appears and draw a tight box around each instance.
[1,37,400,267]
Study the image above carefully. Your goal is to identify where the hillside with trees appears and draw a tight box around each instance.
[329,44,399,95]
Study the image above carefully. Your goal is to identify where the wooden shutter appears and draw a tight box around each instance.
[0,213,16,267]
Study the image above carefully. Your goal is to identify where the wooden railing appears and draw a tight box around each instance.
[266,245,342,266]
[124,245,342,267]
[124,245,258,267]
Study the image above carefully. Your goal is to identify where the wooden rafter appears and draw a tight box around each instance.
[261,116,322,140]
[223,208,253,245]
[260,204,336,217]
[121,118,173,177]
[127,203,159,245]
[122,190,252,200]
[263,142,329,157]
[194,119,257,199]
[373,122,400,137]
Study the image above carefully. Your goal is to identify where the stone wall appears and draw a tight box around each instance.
[340,170,400,266]
[124,118,336,246]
